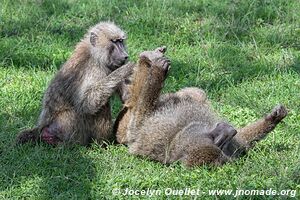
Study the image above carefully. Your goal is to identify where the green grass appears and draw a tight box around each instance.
[0,0,299,199]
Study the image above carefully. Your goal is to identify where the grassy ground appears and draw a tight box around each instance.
[0,0,299,199]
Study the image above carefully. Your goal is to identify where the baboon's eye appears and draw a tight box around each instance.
[111,39,124,43]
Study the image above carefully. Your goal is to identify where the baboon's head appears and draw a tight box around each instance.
[176,87,207,103]
[88,22,128,70]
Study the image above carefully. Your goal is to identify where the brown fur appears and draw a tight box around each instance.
[16,22,133,146]
[114,47,288,167]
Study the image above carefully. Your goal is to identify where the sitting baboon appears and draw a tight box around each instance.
[17,21,134,145]
[114,47,288,167]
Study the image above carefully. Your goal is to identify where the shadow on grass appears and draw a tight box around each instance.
[1,145,95,198]
[0,0,86,69]
[0,0,73,37]
[291,56,300,73]
[0,112,96,199]
[1,0,298,75]
[168,58,270,92]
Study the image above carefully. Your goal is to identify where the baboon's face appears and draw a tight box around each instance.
[107,38,128,70]
[89,23,129,71]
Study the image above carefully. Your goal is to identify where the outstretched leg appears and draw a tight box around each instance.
[114,47,170,144]
[222,105,288,157]
[16,110,78,145]
[126,46,170,126]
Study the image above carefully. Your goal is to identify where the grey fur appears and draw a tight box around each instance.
[17,21,133,145]
[115,47,288,167]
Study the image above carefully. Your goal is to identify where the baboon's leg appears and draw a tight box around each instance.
[222,105,288,157]
[113,106,130,144]
[40,110,78,145]
[127,48,170,126]
[16,128,40,144]
[126,60,147,106]
[92,103,114,144]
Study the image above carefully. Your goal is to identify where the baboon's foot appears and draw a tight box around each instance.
[16,129,39,144]
[209,122,237,149]
[155,56,171,75]
[139,46,170,76]
[140,46,167,60]
[140,46,167,61]
[265,104,288,125]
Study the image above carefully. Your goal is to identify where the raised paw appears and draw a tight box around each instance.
[154,57,171,75]
[265,104,288,124]
[139,46,167,63]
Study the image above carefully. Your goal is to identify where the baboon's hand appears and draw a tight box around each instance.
[117,62,135,78]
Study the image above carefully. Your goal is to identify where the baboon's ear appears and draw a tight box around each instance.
[90,32,98,46]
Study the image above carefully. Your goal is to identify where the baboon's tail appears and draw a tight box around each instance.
[16,127,40,145]
[223,105,288,158]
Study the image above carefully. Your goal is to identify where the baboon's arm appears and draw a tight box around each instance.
[78,63,134,114]
[117,79,131,103]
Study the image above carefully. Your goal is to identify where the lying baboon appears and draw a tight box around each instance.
[17,21,134,145]
[114,47,288,167]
